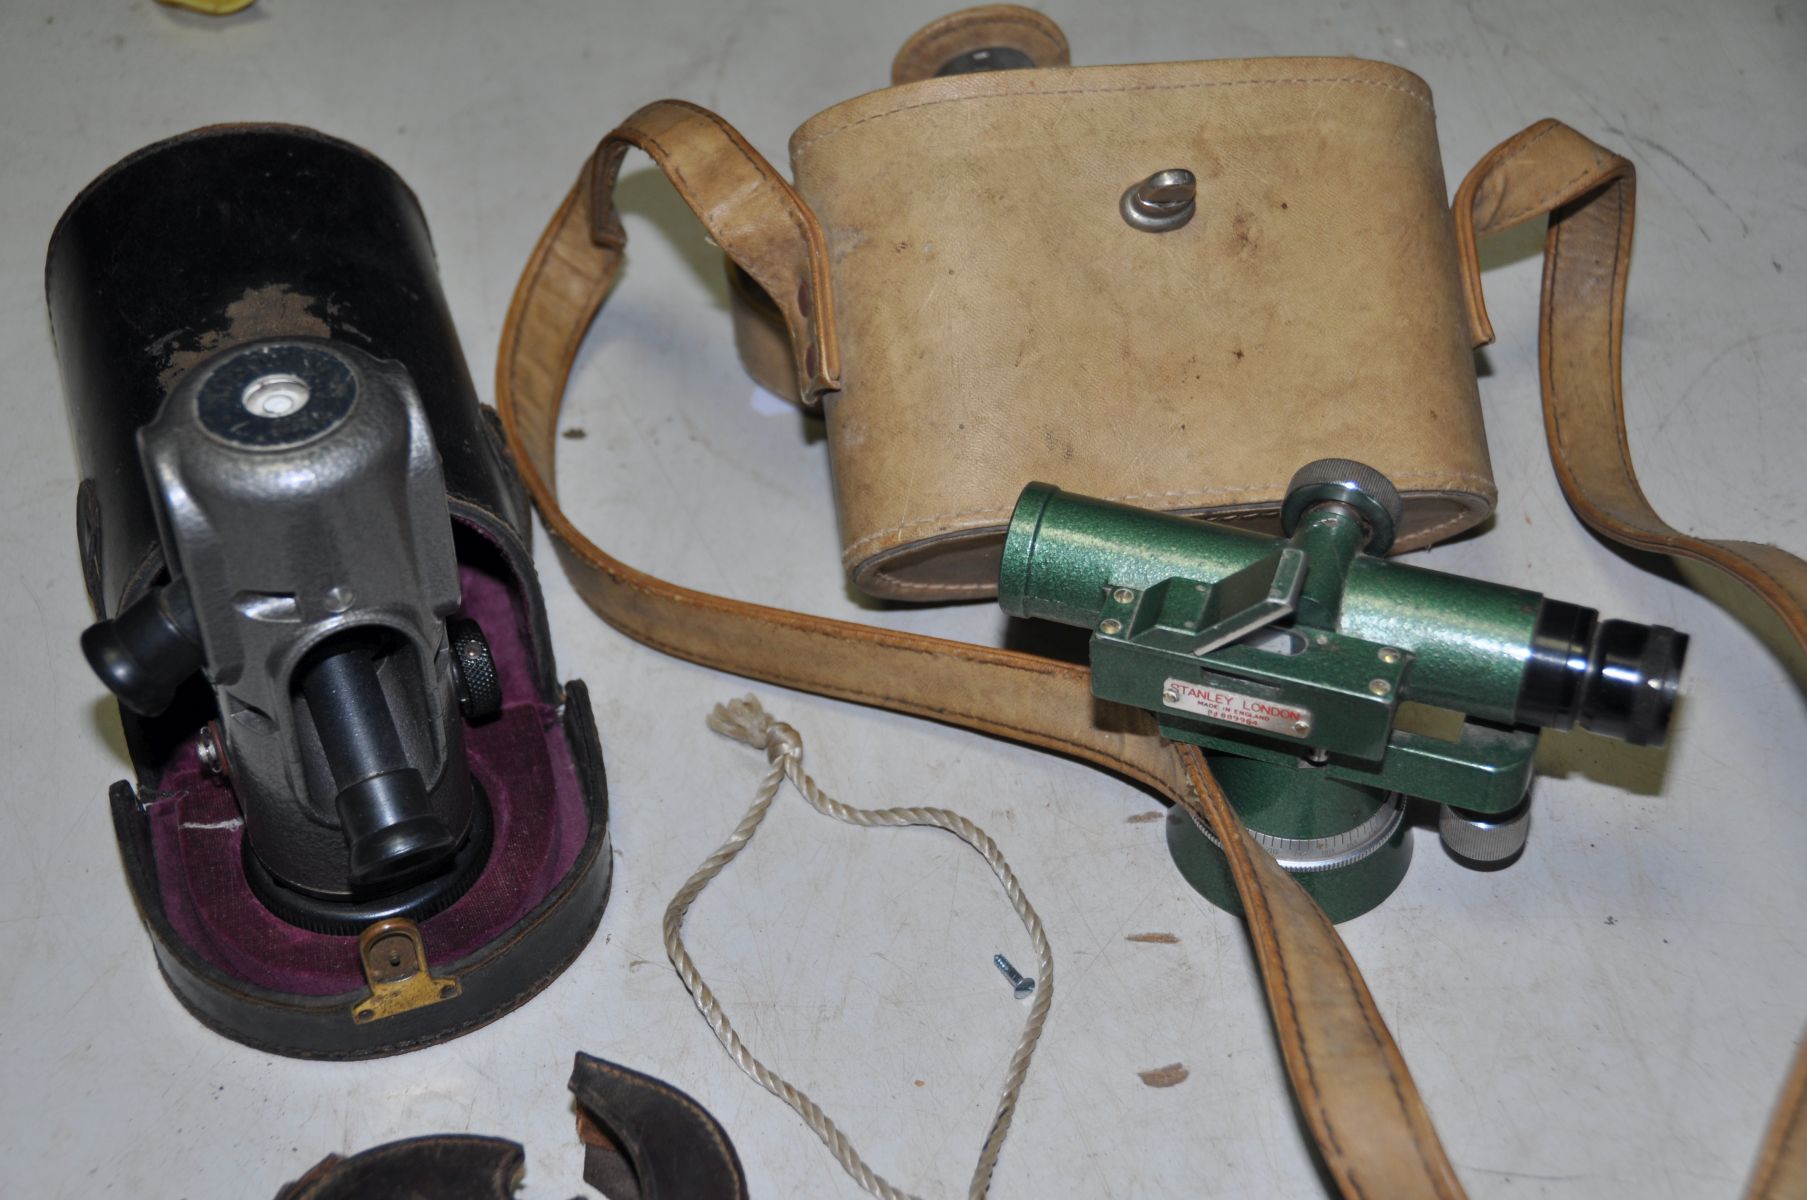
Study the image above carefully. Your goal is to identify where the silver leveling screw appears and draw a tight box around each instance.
[993,953,1035,999]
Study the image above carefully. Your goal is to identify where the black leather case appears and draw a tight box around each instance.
[46,125,610,1058]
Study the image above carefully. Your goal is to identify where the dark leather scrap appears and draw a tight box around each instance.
[275,1134,529,1200]
[570,1053,748,1200]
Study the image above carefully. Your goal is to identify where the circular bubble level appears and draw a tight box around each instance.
[241,372,312,419]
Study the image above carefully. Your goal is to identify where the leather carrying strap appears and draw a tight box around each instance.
[1454,121,1807,646]
[1454,117,1807,1200]
[498,100,1805,1198]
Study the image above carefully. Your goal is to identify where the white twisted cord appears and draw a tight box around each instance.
[663,695,1054,1200]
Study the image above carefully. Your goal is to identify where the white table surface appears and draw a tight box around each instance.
[2,1,1803,1196]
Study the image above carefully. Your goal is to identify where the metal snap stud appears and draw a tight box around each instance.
[1120,169,1197,232]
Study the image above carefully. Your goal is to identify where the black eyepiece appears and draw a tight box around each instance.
[1578,620,1687,748]
[1516,601,1687,748]
[300,638,458,889]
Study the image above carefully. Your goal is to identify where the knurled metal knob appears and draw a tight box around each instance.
[448,618,502,722]
[1280,458,1406,554]
[1438,796,1532,866]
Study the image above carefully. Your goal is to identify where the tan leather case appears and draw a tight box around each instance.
[734,12,1494,600]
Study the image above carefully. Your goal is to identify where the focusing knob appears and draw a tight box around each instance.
[80,578,205,716]
[448,618,502,721]
[1281,458,1406,554]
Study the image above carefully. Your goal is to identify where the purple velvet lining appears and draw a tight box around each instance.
[145,559,590,996]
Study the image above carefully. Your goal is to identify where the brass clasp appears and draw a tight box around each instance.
[351,918,460,1024]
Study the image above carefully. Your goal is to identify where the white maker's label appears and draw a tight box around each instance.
[1161,678,1311,737]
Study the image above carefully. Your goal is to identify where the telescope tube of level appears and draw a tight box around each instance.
[998,483,1685,747]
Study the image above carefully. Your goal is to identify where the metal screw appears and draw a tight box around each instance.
[1314,633,1331,647]
[1368,678,1393,697]
[197,727,222,775]
[993,954,1035,999]
[1377,646,1402,665]
[1111,586,1136,605]
[1121,168,1198,232]
[1292,719,1311,735]
[1162,687,1181,705]
[1099,618,1123,636]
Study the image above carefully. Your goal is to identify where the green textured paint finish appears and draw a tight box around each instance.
[999,483,1272,627]
[1001,483,1551,915]
[1341,556,1540,721]
[1209,755,1388,839]
[1099,628,1409,760]
[1288,505,1365,626]
[1164,802,1413,923]
[1001,485,1543,722]
[1183,719,1537,813]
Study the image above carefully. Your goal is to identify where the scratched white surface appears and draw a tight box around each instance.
[1,1,1803,1197]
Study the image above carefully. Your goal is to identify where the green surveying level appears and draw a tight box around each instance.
[998,461,1688,921]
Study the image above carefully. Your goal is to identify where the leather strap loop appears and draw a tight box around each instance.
[498,98,1465,1200]
[591,100,838,411]
[1458,120,1807,652]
